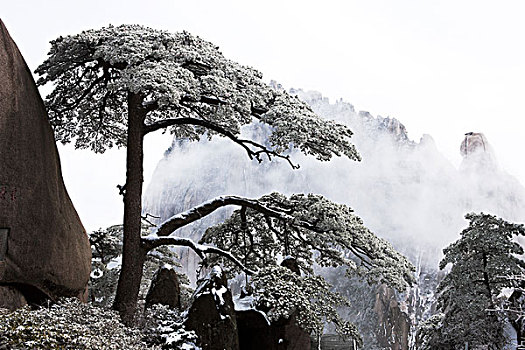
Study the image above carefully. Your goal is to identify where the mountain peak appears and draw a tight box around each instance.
[460,132,498,172]
[376,116,410,143]
[460,132,489,157]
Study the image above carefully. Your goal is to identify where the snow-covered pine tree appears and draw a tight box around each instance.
[419,212,525,349]
[200,192,415,343]
[35,24,360,322]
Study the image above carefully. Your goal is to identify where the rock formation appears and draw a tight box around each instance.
[145,264,181,309]
[185,266,239,350]
[280,256,301,276]
[0,20,91,307]
[459,131,498,170]
[460,132,488,156]
[0,285,27,311]
[236,310,311,350]
[373,284,410,350]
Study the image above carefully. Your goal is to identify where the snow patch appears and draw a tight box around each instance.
[210,265,222,278]
[162,263,174,270]
[212,285,227,306]
[107,256,121,270]
[498,287,515,299]
[90,268,103,279]
[233,295,271,325]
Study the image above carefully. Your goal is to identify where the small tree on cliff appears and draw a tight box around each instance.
[36,24,360,321]
[418,213,525,349]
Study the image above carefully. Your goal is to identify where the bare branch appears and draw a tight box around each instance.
[116,184,126,196]
[141,212,161,227]
[348,246,373,269]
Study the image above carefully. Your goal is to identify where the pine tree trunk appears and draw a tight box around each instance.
[113,93,147,324]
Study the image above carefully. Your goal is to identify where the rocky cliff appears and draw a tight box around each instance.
[0,20,91,307]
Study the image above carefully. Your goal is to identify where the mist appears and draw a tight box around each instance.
[143,88,525,273]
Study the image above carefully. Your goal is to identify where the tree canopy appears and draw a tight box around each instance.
[199,193,415,291]
[139,192,415,342]
[36,24,360,164]
[139,192,414,342]
[250,265,362,345]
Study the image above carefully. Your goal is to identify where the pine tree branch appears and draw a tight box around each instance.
[151,195,300,237]
[143,117,299,169]
[141,235,256,275]
[148,194,382,275]
[51,65,109,114]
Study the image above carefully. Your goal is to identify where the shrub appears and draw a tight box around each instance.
[0,299,154,349]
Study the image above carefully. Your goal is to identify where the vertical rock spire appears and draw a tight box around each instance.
[460,132,497,171]
[460,132,489,157]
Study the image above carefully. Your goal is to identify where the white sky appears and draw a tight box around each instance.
[2,1,525,231]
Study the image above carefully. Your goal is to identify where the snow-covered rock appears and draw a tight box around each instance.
[145,264,182,309]
[184,266,238,350]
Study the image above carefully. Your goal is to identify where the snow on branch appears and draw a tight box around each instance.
[151,195,304,238]
[141,235,256,275]
[201,193,416,290]
[147,193,414,290]
[140,195,303,276]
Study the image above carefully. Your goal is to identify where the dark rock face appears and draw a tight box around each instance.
[0,20,91,305]
[0,285,27,310]
[145,265,181,309]
[236,310,311,350]
[236,309,272,350]
[268,315,311,350]
[185,267,239,350]
[373,284,410,350]
[235,257,310,349]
